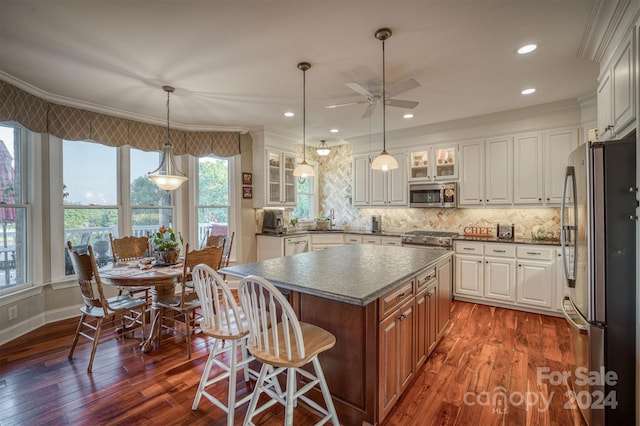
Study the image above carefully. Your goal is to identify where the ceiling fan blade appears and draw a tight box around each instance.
[325,100,368,109]
[346,82,374,97]
[361,103,376,119]
[386,99,419,109]
[386,78,420,98]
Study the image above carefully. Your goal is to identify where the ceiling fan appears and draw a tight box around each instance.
[325,76,420,118]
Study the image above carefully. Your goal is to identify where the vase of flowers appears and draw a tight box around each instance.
[152,225,183,264]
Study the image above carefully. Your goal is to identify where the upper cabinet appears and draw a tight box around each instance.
[597,29,636,140]
[408,144,458,182]
[458,127,579,207]
[254,148,297,207]
[353,152,407,207]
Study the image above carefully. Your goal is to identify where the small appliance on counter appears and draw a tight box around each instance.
[497,223,514,240]
[262,209,285,234]
[371,215,382,233]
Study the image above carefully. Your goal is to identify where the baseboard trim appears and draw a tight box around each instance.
[0,305,80,346]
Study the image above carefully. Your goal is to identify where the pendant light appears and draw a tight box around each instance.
[148,85,188,191]
[370,28,398,172]
[316,140,331,156]
[293,62,315,178]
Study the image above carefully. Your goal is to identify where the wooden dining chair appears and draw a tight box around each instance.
[238,275,340,426]
[157,242,225,359]
[66,241,147,372]
[191,264,259,425]
[109,233,152,302]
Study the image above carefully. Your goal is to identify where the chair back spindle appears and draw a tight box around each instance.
[67,241,109,316]
[239,275,305,362]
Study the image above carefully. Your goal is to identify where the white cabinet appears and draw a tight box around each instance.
[257,235,309,260]
[515,247,554,309]
[381,236,401,246]
[543,128,579,204]
[513,132,543,205]
[598,30,636,140]
[483,244,517,302]
[256,149,297,207]
[353,152,407,207]
[310,233,344,251]
[485,136,513,205]
[458,140,485,205]
[352,156,370,206]
[454,242,484,297]
[454,241,558,313]
[408,145,458,181]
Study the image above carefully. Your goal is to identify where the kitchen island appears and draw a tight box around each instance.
[220,244,453,425]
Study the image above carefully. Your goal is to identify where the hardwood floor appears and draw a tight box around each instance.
[0,301,586,425]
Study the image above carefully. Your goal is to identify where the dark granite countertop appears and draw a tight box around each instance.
[454,236,561,246]
[220,244,452,306]
[257,228,404,237]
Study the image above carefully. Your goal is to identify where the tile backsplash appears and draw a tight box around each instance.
[256,143,560,238]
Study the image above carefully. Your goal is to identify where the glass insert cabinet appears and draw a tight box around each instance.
[409,145,458,181]
[267,150,296,206]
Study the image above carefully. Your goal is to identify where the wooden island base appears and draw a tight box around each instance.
[221,245,453,425]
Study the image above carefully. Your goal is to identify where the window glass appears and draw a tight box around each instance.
[293,172,316,221]
[0,124,27,291]
[130,149,172,239]
[63,140,118,272]
[197,156,229,245]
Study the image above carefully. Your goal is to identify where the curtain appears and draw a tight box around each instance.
[0,80,245,157]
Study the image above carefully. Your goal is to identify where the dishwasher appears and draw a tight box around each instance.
[284,235,309,256]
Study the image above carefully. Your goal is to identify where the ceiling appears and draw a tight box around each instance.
[0,1,603,145]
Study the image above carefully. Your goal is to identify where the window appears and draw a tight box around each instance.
[130,149,173,238]
[0,124,27,292]
[63,140,118,273]
[197,156,230,246]
[293,163,318,221]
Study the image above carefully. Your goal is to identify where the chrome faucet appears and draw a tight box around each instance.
[330,208,335,228]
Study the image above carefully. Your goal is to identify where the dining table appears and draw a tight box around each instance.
[99,261,183,353]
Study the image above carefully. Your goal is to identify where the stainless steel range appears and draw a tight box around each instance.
[401,230,459,249]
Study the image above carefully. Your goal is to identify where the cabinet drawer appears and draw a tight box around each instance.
[379,281,414,319]
[415,267,437,293]
[344,234,362,244]
[455,241,483,255]
[381,236,401,246]
[484,244,516,258]
[517,246,553,260]
[363,236,381,245]
[311,234,344,245]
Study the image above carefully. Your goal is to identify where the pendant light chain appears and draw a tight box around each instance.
[166,88,171,143]
[382,36,386,152]
[302,66,306,161]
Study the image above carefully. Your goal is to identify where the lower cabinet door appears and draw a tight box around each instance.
[397,301,415,394]
[484,257,516,302]
[516,260,553,308]
[455,254,484,297]
[379,312,399,419]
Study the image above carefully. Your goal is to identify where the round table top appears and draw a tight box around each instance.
[99,262,183,286]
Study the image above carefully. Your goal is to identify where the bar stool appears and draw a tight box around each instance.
[190,264,257,425]
[238,275,340,426]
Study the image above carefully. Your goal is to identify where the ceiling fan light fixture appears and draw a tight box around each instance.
[317,140,331,156]
[148,85,188,191]
[371,27,398,172]
[293,62,315,178]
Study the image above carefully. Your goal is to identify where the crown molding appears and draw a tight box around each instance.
[0,71,249,134]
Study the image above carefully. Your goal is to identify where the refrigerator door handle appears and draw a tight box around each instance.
[561,297,589,334]
[560,166,577,288]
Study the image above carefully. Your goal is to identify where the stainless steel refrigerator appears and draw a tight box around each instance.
[560,137,636,426]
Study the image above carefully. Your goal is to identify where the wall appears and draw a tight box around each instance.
[313,144,560,238]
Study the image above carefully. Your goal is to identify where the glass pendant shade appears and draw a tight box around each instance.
[293,161,314,178]
[316,140,330,156]
[148,85,188,191]
[371,150,399,171]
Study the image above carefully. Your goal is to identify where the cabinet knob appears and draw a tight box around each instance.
[546,198,550,201]
[605,124,614,131]
[538,198,542,201]
[518,264,522,267]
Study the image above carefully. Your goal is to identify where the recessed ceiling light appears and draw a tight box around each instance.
[516,44,538,55]
[284,112,294,117]
[521,88,536,95]
[330,128,339,133]
[403,113,414,119]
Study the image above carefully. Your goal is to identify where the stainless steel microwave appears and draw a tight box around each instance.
[409,182,457,208]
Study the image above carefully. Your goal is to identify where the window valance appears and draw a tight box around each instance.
[0,80,245,157]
